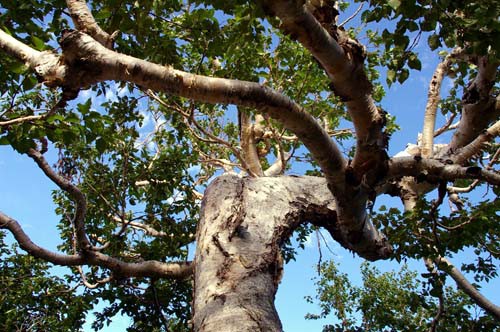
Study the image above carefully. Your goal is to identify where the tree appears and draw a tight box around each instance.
[0,0,499,331]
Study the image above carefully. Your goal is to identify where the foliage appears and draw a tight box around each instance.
[359,0,500,84]
[0,0,499,330]
[0,232,92,331]
[306,260,499,331]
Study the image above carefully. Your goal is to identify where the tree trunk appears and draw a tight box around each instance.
[192,174,338,332]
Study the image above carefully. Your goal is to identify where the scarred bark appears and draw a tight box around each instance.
[193,175,340,331]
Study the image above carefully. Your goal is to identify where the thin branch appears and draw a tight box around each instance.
[151,280,171,331]
[27,148,92,250]
[434,114,458,137]
[0,209,193,278]
[436,256,500,320]
[425,259,446,332]
[388,156,500,186]
[77,266,113,289]
[339,3,364,27]
[145,90,257,175]
[0,97,66,126]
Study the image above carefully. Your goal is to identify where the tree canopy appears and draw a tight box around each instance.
[0,0,499,331]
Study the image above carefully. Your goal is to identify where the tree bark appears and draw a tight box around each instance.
[193,174,338,332]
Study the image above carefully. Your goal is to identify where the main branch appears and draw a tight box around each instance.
[0,28,392,259]
[261,0,388,184]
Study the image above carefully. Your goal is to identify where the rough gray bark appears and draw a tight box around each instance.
[193,174,339,332]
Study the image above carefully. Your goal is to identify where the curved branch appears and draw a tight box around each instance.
[25,29,346,192]
[0,211,193,279]
[238,108,264,176]
[434,114,458,138]
[436,256,500,320]
[0,211,85,265]
[0,29,345,188]
[65,0,117,48]
[0,29,392,260]
[27,148,91,250]
[262,0,387,184]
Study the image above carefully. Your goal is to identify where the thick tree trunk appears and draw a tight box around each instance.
[192,174,338,332]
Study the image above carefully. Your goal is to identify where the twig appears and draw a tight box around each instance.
[339,3,364,27]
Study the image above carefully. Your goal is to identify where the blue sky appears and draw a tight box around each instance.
[1,2,499,331]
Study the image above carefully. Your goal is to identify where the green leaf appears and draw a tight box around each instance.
[428,34,441,50]
[408,56,422,71]
[388,0,401,10]
[31,36,47,51]
[22,75,37,91]
[95,137,106,153]
[387,69,396,84]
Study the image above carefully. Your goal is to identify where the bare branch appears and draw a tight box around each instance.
[77,266,113,289]
[454,118,500,164]
[27,148,92,250]
[0,211,85,265]
[434,114,458,137]
[422,49,461,157]
[0,97,66,127]
[0,211,193,279]
[65,0,117,48]
[339,3,364,27]
[388,156,500,186]
[436,256,500,320]
[264,148,291,176]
